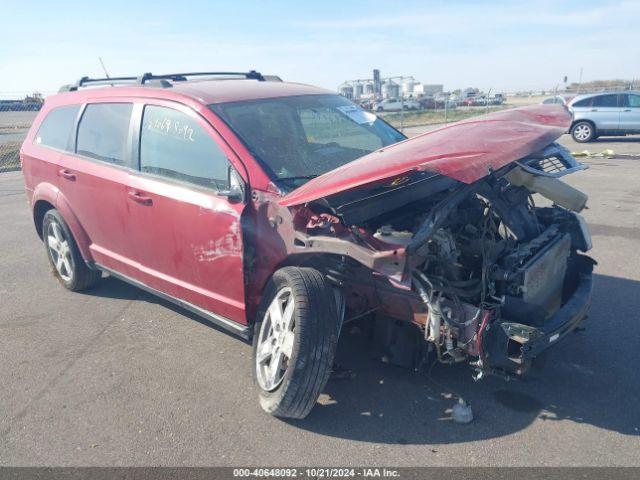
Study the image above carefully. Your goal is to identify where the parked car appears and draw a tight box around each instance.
[21,72,594,419]
[541,95,574,106]
[568,91,640,142]
[374,98,420,111]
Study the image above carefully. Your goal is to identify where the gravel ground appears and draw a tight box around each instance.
[0,134,639,466]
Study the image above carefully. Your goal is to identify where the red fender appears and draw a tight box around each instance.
[32,182,94,264]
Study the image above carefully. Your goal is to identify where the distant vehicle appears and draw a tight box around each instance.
[568,91,640,142]
[542,95,574,106]
[374,99,420,111]
[490,94,505,105]
[421,98,457,110]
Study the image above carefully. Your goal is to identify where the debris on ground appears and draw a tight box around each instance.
[451,398,474,424]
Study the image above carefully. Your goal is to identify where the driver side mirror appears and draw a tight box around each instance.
[217,165,246,203]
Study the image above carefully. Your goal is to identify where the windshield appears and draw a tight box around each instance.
[210,94,406,189]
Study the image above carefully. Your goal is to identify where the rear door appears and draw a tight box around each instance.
[619,93,640,132]
[56,101,139,277]
[125,101,248,325]
[588,94,621,132]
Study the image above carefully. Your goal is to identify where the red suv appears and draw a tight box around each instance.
[21,71,594,419]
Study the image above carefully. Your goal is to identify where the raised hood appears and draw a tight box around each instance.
[280,105,572,207]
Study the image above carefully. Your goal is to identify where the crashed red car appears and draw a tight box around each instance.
[20,72,594,419]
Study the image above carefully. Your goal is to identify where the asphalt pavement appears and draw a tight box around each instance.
[1,135,639,466]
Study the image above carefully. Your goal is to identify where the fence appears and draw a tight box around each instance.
[0,94,44,173]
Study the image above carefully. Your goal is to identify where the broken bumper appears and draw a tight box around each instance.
[484,255,594,374]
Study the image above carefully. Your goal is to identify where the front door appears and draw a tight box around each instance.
[126,102,248,325]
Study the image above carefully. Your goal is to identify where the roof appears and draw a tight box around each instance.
[170,79,333,104]
[51,79,333,106]
[571,90,639,99]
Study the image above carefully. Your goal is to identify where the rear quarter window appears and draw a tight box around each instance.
[34,105,80,150]
[571,98,592,108]
[76,103,133,165]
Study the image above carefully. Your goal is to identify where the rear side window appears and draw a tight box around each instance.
[35,105,80,150]
[591,94,618,108]
[139,105,230,190]
[77,103,133,165]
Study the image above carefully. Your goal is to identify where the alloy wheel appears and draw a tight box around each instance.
[573,124,592,141]
[256,287,295,391]
[47,220,73,282]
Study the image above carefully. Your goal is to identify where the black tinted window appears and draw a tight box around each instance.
[572,98,592,107]
[35,105,80,150]
[140,106,229,190]
[592,94,618,107]
[77,103,132,165]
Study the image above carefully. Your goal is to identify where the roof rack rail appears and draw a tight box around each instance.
[59,76,139,92]
[59,70,268,93]
[137,70,266,84]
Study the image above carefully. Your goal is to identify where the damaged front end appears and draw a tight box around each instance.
[279,138,594,379]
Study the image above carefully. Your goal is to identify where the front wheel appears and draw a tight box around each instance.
[571,121,595,142]
[253,267,341,419]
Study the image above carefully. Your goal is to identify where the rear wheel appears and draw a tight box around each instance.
[253,267,341,419]
[571,121,595,142]
[42,209,101,291]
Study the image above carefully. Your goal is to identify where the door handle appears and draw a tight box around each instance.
[623,109,632,112]
[58,169,76,181]
[590,109,598,112]
[127,191,153,205]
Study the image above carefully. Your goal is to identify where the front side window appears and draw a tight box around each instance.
[139,105,230,190]
[591,94,618,108]
[35,105,80,150]
[76,103,133,165]
[627,94,640,108]
[211,94,405,190]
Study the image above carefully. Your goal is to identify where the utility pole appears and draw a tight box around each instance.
[578,67,583,93]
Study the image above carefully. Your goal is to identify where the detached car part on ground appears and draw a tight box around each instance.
[21,76,593,420]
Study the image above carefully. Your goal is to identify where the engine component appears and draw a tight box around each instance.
[373,225,413,246]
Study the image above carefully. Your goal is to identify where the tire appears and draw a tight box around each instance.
[252,267,341,419]
[571,121,595,142]
[42,209,101,291]
[376,106,383,112]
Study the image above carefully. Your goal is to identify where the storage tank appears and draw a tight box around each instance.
[339,83,354,99]
[383,80,399,99]
[354,83,364,99]
[364,82,375,94]
[402,79,415,96]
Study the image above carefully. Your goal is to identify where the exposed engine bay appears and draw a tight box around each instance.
[290,143,594,379]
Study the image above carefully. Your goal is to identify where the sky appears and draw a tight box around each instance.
[1,0,638,96]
